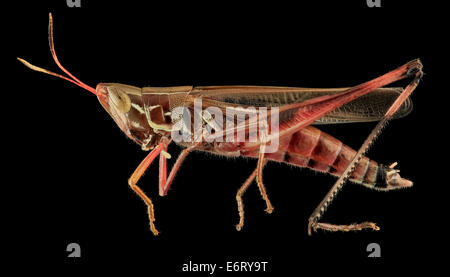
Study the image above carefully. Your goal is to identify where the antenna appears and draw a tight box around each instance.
[17,13,98,96]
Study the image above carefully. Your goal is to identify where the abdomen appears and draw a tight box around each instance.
[239,125,381,187]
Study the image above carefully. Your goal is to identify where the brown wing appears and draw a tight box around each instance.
[188,86,412,124]
[313,88,412,124]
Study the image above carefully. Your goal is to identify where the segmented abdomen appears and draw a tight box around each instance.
[240,126,379,186]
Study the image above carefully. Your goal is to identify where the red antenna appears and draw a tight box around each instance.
[17,13,98,96]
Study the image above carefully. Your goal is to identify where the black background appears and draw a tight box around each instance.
[10,0,447,272]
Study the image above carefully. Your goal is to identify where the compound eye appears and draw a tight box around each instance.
[107,87,131,113]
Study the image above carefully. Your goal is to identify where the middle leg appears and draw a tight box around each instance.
[235,159,269,231]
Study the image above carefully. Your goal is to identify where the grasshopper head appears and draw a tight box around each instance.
[97,83,161,150]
